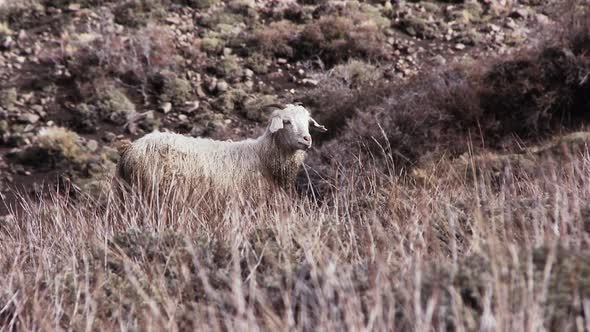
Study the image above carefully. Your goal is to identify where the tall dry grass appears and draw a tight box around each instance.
[1,146,590,331]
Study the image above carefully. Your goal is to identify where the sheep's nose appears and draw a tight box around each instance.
[302,135,311,143]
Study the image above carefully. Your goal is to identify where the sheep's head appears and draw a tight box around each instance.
[267,104,327,151]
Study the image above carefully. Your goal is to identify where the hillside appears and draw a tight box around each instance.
[1,0,590,330]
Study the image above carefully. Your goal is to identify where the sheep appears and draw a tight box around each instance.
[114,104,327,200]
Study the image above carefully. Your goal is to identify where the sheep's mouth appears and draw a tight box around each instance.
[297,142,312,150]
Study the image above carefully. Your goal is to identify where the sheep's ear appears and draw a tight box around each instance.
[269,117,284,133]
[309,117,327,132]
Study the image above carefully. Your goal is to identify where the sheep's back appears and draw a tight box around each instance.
[116,132,267,195]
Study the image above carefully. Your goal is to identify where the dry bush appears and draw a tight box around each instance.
[298,60,387,142]
[55,22,179,98]
[304,4,590,174]
[2,147,590,330]
[248,20,300,58]
[113,0,168,27]
[296,13,389,66]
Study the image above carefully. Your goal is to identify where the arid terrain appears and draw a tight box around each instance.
[0,0,589,330]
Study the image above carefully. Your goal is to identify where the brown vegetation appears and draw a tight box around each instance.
[2,0,590,330]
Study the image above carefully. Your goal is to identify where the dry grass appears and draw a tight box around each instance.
[2,146,590,330]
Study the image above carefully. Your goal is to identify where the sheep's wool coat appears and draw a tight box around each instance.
[116,105,316,198]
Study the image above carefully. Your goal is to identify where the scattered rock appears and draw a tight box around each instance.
[86,139,99,152]
[216,80,229,93]
[244,68,254,79]
[0,88,17,110]
[18,113,40,124]
[301,78,319,86]
[160,102,173,114]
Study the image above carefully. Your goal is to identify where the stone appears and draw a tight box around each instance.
[301,78,318,86]
[216,80,229,93]
[185,101,200,113]
[159,102,172,114]
[103,132,117,142]
[432,55,447,66]
[86,139,99,152]
[66,3,81,11]
[18,113,40,124]
[455,43,466,50]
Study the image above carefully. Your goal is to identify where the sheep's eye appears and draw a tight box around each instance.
[283,120,291,125]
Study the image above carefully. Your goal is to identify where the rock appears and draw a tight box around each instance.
[488,24,501,32]
[31,105,44,114]
[18,113,40,124]
[185,101,200,113]
[0,36,14,50]
[244,68,254,79]
[66,3,81,12]
[455,43,466,50]
[0,88,17,109]
[206,78,218,93]
[159,102,172,114]
[277,58,288,64]
[125,111,159,134]
[534,13,550,26]
[244,80,254,90]
[216,80,229,93]
[190,125,206,137]
[432,55,447,66]
[301,78,319,86]
[86,139,99,152]
[103,132,117,143]
[510,8,529,19]
[165,17,182,25]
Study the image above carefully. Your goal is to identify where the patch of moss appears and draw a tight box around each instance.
[113,0,167,28]
[0,88,17,110]
[399,16,436,39]
[201,35,225,54]
[95,86,136,125]
[201,11,246,29]
[242,95,280,121]
[250,20,299,58]
[12,127,90,169]
[151,71,192,106]
[178,0,219,10]
[216,54,243,79]
[71,103,99,133]
[296,12,388,66]
[245,52,269,74]
[37,127,86,164]
[213,88,247,113]
[329,59,383,88]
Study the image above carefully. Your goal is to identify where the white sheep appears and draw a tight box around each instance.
[114,104,326,199]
